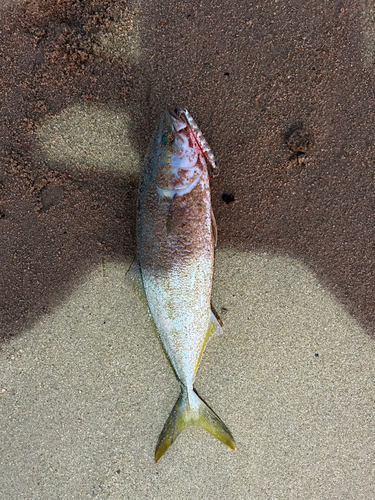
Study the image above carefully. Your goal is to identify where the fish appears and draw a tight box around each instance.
[136,108,235,462]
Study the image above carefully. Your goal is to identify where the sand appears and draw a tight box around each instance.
[1,1,374,498]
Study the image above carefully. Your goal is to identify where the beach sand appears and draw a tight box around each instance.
[1,1,374,498]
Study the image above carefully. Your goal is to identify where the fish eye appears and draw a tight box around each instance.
[162,132,174,145]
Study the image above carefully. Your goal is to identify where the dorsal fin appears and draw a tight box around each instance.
[211,207,218,247]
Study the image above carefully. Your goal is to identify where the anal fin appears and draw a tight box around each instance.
[194,311,223,375]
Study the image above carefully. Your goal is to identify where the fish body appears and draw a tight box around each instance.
[137,108,235,462]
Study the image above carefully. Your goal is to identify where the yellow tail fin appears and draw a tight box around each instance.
[155,389,235,462]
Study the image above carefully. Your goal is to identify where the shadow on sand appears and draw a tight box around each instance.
[1,0,374,341]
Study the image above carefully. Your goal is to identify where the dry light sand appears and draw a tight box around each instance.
[1,251,374,498]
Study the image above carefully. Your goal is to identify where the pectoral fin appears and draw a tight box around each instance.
[126,259,152,318]
[166,196,188,235]
[127,259,144,297]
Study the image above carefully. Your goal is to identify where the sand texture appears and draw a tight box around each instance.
[1,1,374,498]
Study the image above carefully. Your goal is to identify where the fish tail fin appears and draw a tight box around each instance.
[155,388,235,463]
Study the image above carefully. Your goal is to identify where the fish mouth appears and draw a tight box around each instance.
[155,108,202,198]
[169,108,188,132]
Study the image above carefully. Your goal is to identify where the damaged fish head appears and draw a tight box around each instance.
[154,109,204,199]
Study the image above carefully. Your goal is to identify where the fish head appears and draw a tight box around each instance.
[154,109,203,198]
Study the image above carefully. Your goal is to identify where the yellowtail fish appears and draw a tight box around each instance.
[136,108,235,462]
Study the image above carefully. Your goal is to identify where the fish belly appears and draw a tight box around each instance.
[142,255,213,386]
